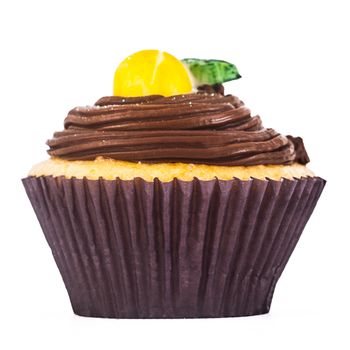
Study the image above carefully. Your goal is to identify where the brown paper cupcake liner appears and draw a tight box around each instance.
[22,175,325,318]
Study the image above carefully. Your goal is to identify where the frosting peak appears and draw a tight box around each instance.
[47,92,307,166]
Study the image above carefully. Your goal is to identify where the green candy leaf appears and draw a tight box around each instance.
[182,58,241,86]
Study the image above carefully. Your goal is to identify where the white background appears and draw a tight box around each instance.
[1,0,349,349]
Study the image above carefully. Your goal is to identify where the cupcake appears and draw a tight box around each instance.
[23,50,325,318]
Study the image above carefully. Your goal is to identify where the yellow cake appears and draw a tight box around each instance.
[30,157,314,182]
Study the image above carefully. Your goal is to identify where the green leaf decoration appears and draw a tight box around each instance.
[182,58,241,85]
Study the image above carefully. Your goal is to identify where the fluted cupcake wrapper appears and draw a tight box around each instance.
[22,176,325,318]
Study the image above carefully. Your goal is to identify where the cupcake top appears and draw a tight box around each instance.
[46,50,309,167]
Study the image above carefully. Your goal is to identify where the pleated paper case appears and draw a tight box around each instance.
[23,176,325,318]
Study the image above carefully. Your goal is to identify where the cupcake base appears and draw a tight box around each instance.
[22,176,325,318]
[29,157,315,182]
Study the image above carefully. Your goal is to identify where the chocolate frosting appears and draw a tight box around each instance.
[47,91,309,166]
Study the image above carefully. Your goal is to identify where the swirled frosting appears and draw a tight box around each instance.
[47,92,308,166]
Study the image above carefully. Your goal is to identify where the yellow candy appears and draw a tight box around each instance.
[113,50,193,97]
